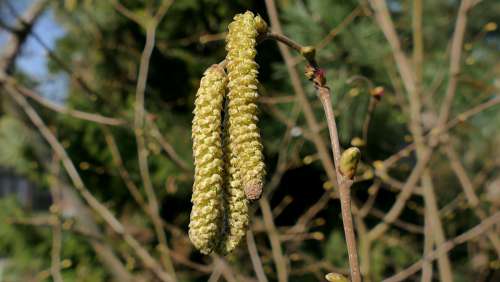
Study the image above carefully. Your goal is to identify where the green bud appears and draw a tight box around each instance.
[325,272,350,282]
[254,14,268,35]
[300,46,316,62]
[339,147,361,179]
[189,65,227,254]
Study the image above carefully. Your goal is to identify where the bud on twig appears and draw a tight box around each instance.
[369,86,384,101]
[339,147,361,179]
[325,272,350,282]
[254,14,268,35]
[300,45,316,62]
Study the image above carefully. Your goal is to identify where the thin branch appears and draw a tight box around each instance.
[421,171,454,281]
[49,155,64,282]
[263,0,337,186]
[382,96,500,169]
[359,180,381,217]
[317,86,361,282]
[367,207,423,234]
[102,127,147,208]
[1,76,127,126]
[264,0,340,239]
[421,211,433,282]
[366,1,479,256]
[259,198,288,282]
[146,118,191,172]
[207,261,223,282]
[435,0,475,130]
[383,211,500,282]
[362,97,378,145]
[110,0,144,26]
[263,2,362,279]
[265,32,303,53]
[0,0,49,72]
[368,0,416,96]
[443,144,500,256]
[316,6,362,50]
[368,149,431,241]
[210,256,238,282]
[247,230,269,282]
[8,216,102,241]
[131,2,176,278]
[3,85,173,282]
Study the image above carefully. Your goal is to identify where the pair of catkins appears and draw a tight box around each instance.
[189,11,268,255]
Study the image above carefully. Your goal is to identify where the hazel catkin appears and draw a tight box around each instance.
[217,11,267,253]
[226,11,266,201]
[189,11,269,255]
[217,106,249,254]
[189,64,227,254]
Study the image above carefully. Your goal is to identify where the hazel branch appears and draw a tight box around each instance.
[264,28,362,282]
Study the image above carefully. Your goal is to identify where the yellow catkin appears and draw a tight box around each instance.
[217,107,248,254]
[219,11,267,253]
[189,65,227,254]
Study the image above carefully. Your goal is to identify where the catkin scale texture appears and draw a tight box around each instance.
[189,65,227,254]
[220,11,266,253]
[217,110,249,254]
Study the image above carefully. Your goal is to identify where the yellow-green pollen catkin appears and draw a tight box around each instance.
[189,65,227,254]
[219,11,267,253]
[227,12,267,199]
[217,107,248,254]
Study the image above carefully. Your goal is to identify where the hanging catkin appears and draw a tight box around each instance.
[219,11,267,253]
[226,11,266,201]
[189,64,227,254]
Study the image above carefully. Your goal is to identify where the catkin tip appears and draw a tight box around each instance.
[244,181,263,201]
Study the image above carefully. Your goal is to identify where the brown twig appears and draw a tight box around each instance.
[49,155,64,282]
[4,85,173,282]
[120,0,176,277]
[247,230,269,282]
[368,150,431,241]
[316,6,362,50]
[443,143,500,255]
[359,180,381,217]
[421,210,433,282]
[362,97,378,146]
[264,0,342,242]
[0,76,127,126]
[0,0,48,72]
[0,3,134,281]
[381,96,500,170]
[146,119,191,172]
[317,86,361,282]
[434,0,476,130]
[368,207,423,234]
[263,2,362,279]
[421,170,453,281]
[9,216,102,241]
[102,127,147,208]
[383,211,500,282]
[259,198,288,282]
